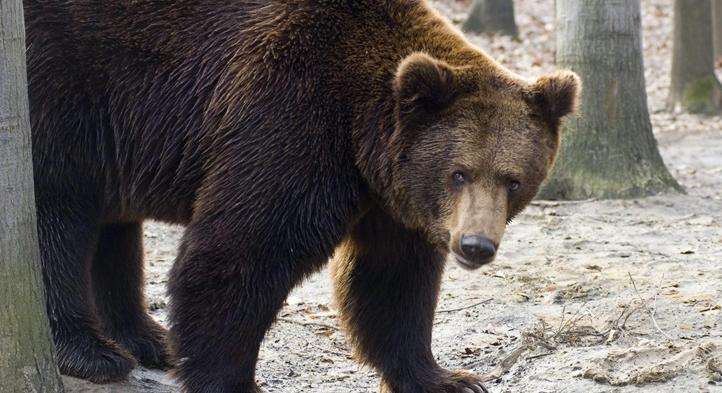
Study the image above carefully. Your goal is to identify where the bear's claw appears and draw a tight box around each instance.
[56,334,136,383]
[111,320,170,370]
[381,369,489,393]
[438,370,489,393]
[461,383,489,393]
[114,331,170,369]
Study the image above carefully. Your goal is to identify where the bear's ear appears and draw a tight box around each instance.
[394,52,459,124]
[527,70,581,128]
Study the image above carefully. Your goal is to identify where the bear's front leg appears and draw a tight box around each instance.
[168,216,334,393]
[91,222,170,369]
[332,207,488,393]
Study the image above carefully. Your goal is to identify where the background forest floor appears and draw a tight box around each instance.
[65,0,722,392]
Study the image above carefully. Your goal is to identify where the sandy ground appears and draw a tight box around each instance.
[65,0,722,392]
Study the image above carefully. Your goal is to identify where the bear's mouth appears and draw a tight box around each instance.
[452,253,491,270]
[453,253,481,270]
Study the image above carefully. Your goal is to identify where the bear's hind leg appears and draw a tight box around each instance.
[37,203,136,383]
[91,222,170,369]
[332,207,488,393]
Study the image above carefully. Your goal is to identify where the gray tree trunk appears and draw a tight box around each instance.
[666,0,722,114]
[462,0,519,37]
[539,0,681,200]
[713,0,722,62]
[0,0,65,392]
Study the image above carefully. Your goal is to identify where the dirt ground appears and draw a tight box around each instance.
[65,0,721,392]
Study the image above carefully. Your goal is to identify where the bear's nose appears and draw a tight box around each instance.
[459,235,497,264]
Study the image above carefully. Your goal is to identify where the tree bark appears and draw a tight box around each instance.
[666,0,722,114]
[538,0,681,200]
[0,0,65,392]
[713,0,722,62]
[462,0,519,37]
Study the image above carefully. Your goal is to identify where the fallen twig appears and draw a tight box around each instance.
[436,298,493,313]
[526,352,554,360]
[277,318,338,331]
[480,345,530,382]
[523,302,623,348]
[627,272,674,341]
[531,198,596,207]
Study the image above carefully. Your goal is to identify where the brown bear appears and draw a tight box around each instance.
[25,0,579,392]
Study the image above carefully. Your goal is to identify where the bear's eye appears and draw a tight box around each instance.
[451,171,468,187]
[507,179,521,192]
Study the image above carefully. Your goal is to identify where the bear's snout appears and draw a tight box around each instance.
[454,234,497,269]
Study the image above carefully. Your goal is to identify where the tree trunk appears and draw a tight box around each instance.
[713,0,722,63]
[462,0,519,37]
[666,0,722,114]
[538,0,681,200]
[0,0,65,392]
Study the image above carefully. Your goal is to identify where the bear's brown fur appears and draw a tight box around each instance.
[25,1,578,392]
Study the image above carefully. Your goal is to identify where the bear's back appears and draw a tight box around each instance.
[25,0,373,223]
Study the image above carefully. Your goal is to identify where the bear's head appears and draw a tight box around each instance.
[388,52,580,269]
